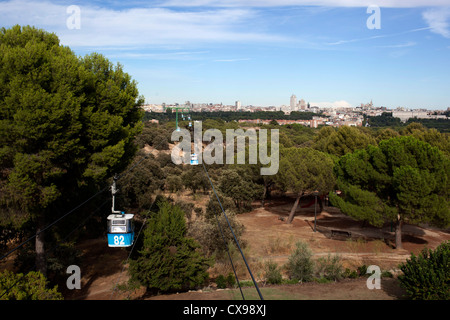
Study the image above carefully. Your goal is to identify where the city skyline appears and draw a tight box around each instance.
[1,0,450,109]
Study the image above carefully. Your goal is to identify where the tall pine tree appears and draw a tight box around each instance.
[330,136,449,249]
[129,200,212,293]
[0,25,144,274]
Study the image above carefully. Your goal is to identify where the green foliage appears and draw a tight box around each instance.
[343,268,359,279]
[276,147,336,195]
[165,174,183,193]
[264,260,283,285]
[215,273,236,289]
[0,25,143,271]
[187,209,245,259]
[314,126,376,157]
[117,153,165,211]
[218,167,264,211]
[181,166,210,194]
[367,112,402,127]
[285,241,314,282]
[276,147,335,222]
[205,194,237,220]
[398,241,450,300]
[0,270,63,300]
[314,254,344,281]
[215,274,227,289]
[330,136,450,247]
[400,123,450,156]
[144,110,319,123]
[129,200,212,293]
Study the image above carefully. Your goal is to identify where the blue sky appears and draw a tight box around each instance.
[1,0,450,109]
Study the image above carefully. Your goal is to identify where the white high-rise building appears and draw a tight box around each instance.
[235,100,242,110]
[290,94,297,110]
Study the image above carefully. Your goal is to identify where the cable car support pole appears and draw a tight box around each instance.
[111,174,123,215]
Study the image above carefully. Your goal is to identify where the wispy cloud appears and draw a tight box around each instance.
[326,27,430,46]
[214,58,251,62]
[422,7,450,38]
[376,41,417,48]
[0,0,290,49]
[159,0,450,8]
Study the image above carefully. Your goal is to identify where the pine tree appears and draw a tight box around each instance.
[0,25,144,275]
[330,136,450,249]
[129,200,212,292]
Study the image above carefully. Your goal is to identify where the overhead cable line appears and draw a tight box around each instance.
[185,107,262,300]
[201,154,264,300]
[0,199,110,299]
[0,152,151,262]
[0,185,110,262]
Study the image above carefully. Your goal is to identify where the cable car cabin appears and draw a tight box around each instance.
[107,214,135,247]
[190,153,198,165]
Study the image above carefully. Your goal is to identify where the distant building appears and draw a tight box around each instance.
[235,100,242,110]
[290,94,297,111]
[299,99,306,110]
[392,110,433,122]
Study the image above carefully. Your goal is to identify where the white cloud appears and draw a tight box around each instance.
[159,0,450,8]
[422,7,450,38]
[0,0,289,48]
[310,100,353,109]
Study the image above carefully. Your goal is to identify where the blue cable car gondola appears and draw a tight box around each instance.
[107,175,135,247]
[107,213,135,247]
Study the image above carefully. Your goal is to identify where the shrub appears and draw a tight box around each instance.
[314,254,344,281]
[226,273,236,287]
[264,260,283,285]
[343,268,359,279]
[285,241,314,282]
[0,270,63,300]
[215,273,236,289]
[216,275,227,289]
[398,241,449,300]
[357,264,368,277]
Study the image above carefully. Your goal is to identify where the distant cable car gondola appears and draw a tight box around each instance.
[190,153,198,165]
[107,175,135,247]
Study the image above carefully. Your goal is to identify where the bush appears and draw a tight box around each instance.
[398,241,449,300]
[285,241,314,282]
[226,273,236,288]
[216,275,227,289]
[264,260,283,285]
[215,273,236,289]
[343,268,359,279]
[314,254,344,281]
[0,270,63,300]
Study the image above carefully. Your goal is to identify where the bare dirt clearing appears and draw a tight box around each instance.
[65,195,449,300]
